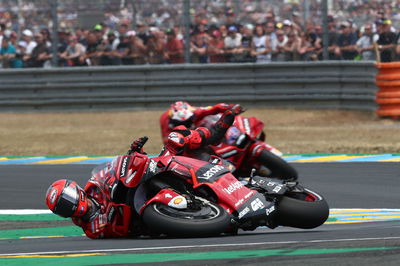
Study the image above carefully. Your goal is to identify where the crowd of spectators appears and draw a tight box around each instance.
[2,0,400,68]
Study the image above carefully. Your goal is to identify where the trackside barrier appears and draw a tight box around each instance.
[0,61,378,112]
[376,62,400,119]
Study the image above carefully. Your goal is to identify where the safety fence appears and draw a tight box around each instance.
[0,61,378,112]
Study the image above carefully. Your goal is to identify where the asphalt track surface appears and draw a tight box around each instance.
[1,162,400,265]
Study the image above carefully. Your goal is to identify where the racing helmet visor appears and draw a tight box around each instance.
[53,182,79,218]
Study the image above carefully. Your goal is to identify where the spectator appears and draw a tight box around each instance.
[147,28,166,64]
[136,22,149,45]
[336,22,358,60]
[282,30,301,61]
[207,30,226,63]
[264,22,277,47]
[24,33,51,67]
[117,23,129,37]
[272,29,288,61]
[165,28,184,64]
[356,24,379,61]
[114,35,132,65]
[219,25,228,39]
[324,16,340,60]
[265,11,276,25]
[59,35,86,66]
[190,33,208,63]
[298,31,320,61]
[238,24,254,62]
[85,32,102,66]
[107,31,120,51]
[128,33,147,65]
[282,20,293,34]
[0,23,4,45]
[0,37,16,68]
[377,19,397,62]
[224,25,242,62]
[225,9,240,30]
[40,28,52,48]
[251,24,272,63]
[20,29,37,57]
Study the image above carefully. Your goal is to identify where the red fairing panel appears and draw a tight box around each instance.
[196,171,256,214]
[118,153,150,188]
[139,188,186,214]
[234,116,264,139]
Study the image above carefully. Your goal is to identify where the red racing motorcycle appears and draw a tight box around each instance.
[195,114,298,180]
[91,143,329,237]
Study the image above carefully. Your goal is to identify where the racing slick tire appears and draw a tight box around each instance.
[258,149,298,181]
[275,188,329,229]
[142,200,231,237]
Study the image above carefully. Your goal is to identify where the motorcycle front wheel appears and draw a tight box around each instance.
[257,149,298,180]
[142,200,231,237]
[275,188,329,229]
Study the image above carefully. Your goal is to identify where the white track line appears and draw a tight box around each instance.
[1,208,400,215]
[1,236,400,257]
[0,209,52,215]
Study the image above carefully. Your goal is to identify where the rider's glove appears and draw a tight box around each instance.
[128,136,148,155]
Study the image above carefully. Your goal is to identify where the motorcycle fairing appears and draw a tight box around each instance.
[234,116,264,140]
[250,176,288,195]
[195,171,257,214]
[117,153,150,188]
[89,160,119,200]
[234,192,275,223]
[139,188,187,214]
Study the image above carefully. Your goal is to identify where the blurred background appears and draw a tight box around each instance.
[1,0,400,68]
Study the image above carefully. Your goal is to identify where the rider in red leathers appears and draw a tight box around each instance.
[159,101,237,144]
[45,106,242,239]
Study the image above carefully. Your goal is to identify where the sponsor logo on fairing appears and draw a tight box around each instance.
[243,118,251,134]
[244,191,254,199]
[251,198,265,211]
[222,181,244,194]
[235,134,246,146]
[168,196,187,209]
[125,170,136,184]
[266,205,275,216]
[273,185,283,193]
[235,199,244,207]
[119,157,130,177]
[148,159,157,174]
[238,207,250,219]
[200,164,225,180]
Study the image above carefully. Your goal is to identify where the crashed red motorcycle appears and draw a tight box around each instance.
[91,140,329,237]
[195,114,298,180]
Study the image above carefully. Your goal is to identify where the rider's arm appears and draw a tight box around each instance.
[73,202,132,239]
[72,185,133,239]
[163,108,239,155]
[192,103,234,123]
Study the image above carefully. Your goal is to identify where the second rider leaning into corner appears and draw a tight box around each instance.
[45,105,244,239]
[159,101,238,144]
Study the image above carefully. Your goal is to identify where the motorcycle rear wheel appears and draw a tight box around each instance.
[275,188,329,229]
[143,200,231,237]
